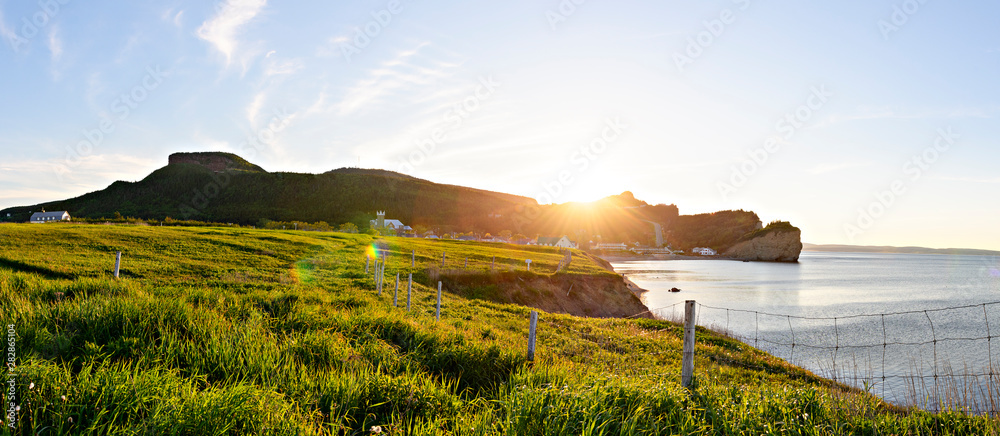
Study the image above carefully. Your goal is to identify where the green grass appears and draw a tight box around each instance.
[1,224,998,435]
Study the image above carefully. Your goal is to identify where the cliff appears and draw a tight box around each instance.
[724,222,803,262]
[431,271,650,319]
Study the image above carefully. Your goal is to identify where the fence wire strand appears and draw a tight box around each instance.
[689,301,1000,413]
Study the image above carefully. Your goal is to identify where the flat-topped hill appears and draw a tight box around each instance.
[168,152,267,173]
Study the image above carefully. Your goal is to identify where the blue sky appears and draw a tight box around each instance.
[1,0,998,250]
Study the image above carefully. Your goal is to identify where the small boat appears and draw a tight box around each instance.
[669,287,681,293]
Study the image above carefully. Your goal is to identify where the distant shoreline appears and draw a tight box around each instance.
[803,243,1000,257]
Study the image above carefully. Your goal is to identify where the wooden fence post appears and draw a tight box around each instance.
[527,310,539,361]
[407,273,412,311]
[393,273,400,307]
[376,259,382,295]
[491,255,495,272]
[465,257,468,269]
[682,300,697,388]
[436,281,442,322]
[442,252,446,268]
[114,252,122,279]
[380,260,386,295]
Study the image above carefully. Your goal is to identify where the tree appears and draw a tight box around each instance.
[338,222,359,233]
[498,230,512,240]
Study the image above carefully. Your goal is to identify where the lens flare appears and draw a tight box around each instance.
[367,244,379,259]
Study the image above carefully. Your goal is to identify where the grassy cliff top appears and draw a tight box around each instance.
[739,220,801,242]
[0,224,993,434]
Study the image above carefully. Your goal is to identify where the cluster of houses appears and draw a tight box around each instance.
[367,211,722,255]
[22,209,718,256]
[369,211,580,248]
[690,247,718,256]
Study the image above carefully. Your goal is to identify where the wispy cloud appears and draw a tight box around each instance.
[262,56,303,78]
[817,105,994,127]
[246,91,266,127]
[807,161,872,175]
[0,154,159,205]
[47,26,63,62]
[337,42,460,116]
[196,0,267,66]
[316,36,350,57]
[172,10,184,28]
[0,8,20,51]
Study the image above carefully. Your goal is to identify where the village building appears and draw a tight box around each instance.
[30,211,71,224]
[369,211,412,234]
[537,235,578,249]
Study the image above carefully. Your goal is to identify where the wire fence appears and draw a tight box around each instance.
[639,300,1000,414]
[363,246,1000,414]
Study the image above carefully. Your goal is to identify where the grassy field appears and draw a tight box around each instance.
[1,224,998,435]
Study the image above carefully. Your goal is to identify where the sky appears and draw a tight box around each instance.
[0,0,998,250]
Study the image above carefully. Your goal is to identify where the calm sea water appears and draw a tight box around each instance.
[613,252,1000,411]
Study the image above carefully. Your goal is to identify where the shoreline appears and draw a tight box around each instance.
[597,253,744,262]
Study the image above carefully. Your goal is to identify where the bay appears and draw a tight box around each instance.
[613,252,1000,411]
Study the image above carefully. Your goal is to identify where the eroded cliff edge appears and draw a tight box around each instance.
[723,222,803,262]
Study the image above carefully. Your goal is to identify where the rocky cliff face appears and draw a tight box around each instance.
[723,228,803,262]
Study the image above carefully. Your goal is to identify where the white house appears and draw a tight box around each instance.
[692,247,717,256]
[537,236,578,249]
[30,211,71,224]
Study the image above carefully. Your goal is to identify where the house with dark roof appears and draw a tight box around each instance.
[30,211,71,224]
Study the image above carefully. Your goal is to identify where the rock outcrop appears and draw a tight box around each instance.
[168,152,266,173]
[724,227,803,262]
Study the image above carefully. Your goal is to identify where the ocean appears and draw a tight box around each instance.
[612,252,1000,411]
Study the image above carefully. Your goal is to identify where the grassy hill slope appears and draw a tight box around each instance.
[0,224,995,434]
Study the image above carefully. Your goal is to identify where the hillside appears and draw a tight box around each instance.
[0,152,537,232]
[0,152,797,252]
[1,224,994,434]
